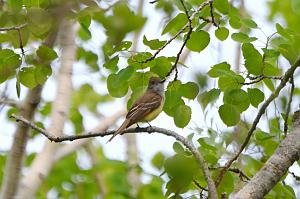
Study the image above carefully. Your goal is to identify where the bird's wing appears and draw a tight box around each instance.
[126,91,163,123]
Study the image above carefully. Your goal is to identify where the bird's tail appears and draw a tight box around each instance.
[107,119,131,143]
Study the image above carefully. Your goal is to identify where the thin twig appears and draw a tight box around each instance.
[10,113,218,198]
[0,23,27,31]
[283,77,295,136]
[209,0,218,27]
[165,0,193,81]
[141,0,211,65]
[209,167,250,181]
[193,179,208,191]
[289,171,300,181]
[215,58,300,187]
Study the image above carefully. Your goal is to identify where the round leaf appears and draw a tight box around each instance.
[186,30,210,52]
[174,105,191,128]
[247,88,264,108]
[19,67,38,89]
[223,89,250,112]
[179,82,199,99]
[215,27,229,41]
[219,104,240,126]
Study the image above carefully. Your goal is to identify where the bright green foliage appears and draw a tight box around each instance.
[248,88,264,108]
[107,67,134,98]
[198,88,221,110]
[0,49,21,83]
[215,27,229,41]
[214,0,230,14]
[179,82,199,99]
[242,43,263,75]
[151,152,165,170]
[241,18,258,29]
[27,8,52,38]
[128,52,153,69]
[77,47,99,71]
[223,89,250,112]
[162,13,187,35]
[231,32,257,43]
[186,30,210,52]
[36,45,58,61]
[174,105,192,128]
[143,36,166,50]
[150,56,172,78]
[219,104,240,126]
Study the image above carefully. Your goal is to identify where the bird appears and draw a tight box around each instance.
[107,76,165,142]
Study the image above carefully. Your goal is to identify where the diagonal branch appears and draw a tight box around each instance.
[10,114,218,199]
[234,109,300,198]
[283,77,294,136]
[215,58,300,187]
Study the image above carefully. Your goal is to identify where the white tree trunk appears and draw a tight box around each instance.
[16,19,76,199]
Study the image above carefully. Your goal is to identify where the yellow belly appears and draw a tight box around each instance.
[140,99,164,122]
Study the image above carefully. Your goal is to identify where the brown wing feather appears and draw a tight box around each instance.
[126,91,162,123]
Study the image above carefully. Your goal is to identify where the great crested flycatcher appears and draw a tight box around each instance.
[107,76,165,142]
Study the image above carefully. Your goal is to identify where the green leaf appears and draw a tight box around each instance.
[162,13,187,35]
[107,67,134,97]
[247,88,264,108]
[198,88,221,110]
[231,32,257,43]
[110,41,132,55]
[208,62,231,77]
[8,0,23,11]
[143,36,166,50]
[241,18,258,29]
[19,67,38,89]
[163,81,184,116]
[174,105,191,128]
[214,0,229,14]
[173,142,185,154]
[27,8,52,38]
[78,25,92,41]
[186,31,210,52]
[0,49,21,83]
[36,45,58,61]
[219,104,240,126]
[229,16,241,29]
[151,152,165,170]
[218,75,244,91]
[150,57,172,78]
[263,78,275,91]
[180,82,199,99]
[35,65,52,85]
[223,89,250,112]
[215,27,229,41]
[242,43,263,75]
[16,78,21,98]
[128,52,153,69]
[103,56,119,72]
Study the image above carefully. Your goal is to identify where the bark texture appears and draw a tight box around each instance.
[234,110,300,199]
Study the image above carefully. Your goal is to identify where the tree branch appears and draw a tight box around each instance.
[10,114,218,199]
[0,23,27,31]
[215,58,300,187]
[234,109,300,198]
[283,77,294,136]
